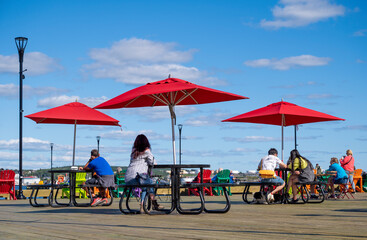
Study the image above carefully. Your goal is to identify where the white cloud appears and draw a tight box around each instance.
[307,93,336,99]
[37,95,109,108]
[0,137,51,151]
[223,136,279,143]
[356,59,365,63]
[353,29,367,37]
[185,111,230,127]
[244,55,331,70]
[121,105,199,122]
[0,83,68,99]
[260,0,345,29]
[100,129,171,141]
[82,38,222,85]
[0,52,63,75]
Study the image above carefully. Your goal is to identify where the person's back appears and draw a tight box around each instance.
[258,148,286,203]
[88,157,114,176]
[259,155,282,172]
[328,163,348,181]
[125,149,155,183]
[340,150,354,172]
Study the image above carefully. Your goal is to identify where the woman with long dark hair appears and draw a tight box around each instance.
[125,134,163,213]
[287,149,315,203]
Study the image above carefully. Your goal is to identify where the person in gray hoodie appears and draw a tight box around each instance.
[125,134,163,213]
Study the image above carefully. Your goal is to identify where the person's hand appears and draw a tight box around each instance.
[79,166,83,171]
[294,170,300,175]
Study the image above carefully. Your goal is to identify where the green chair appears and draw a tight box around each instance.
[113,170,126,197]
[62,172,88,199]
[214,169,232,196]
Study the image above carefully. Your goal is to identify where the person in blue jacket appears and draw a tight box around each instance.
[80,149,115,206]
[326,157,348,198]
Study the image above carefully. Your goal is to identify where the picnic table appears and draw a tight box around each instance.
[118,164,236,215]
[28,169,94,207]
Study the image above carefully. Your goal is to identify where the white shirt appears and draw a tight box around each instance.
[125,149,155,182]
[259,155,282,171]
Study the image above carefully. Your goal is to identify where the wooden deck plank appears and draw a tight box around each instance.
[0,193,366,239]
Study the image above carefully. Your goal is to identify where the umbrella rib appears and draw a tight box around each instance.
[176,88,199,105]
[149,94,170,106]
[124,95,141,108]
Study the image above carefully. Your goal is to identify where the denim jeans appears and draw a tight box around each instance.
[345,170,355,191]
[126,177,154,203]
[261,175,284,185]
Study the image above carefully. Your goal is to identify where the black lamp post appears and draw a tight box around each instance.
[50,143,54,185]
[15,37,28,199]
[96,136,101,152]
[50,143,54,171]
[178,124,183,165]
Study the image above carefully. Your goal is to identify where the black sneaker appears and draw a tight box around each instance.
[310,194,318,199]
[290,199,298,204]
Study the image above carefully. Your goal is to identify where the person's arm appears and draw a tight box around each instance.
[79,158,92,170]
[257,159,262,171]
[278,161,287,169]
[146,151,155,166]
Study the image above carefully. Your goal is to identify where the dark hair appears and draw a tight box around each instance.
[268,148,278,156]
[289,149,313,171]
[91,149,99,157]
[132,134,151,157]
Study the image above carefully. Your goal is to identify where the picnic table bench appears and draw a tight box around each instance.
[292,180,326,203]
[27,184,69,207]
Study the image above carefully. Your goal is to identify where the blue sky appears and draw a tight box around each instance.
[0,0,366,172]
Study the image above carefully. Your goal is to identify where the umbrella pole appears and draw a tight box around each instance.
[168,105,177,164]
[282,114,284,161]
[72,120,76,166]
[294,125,297,150]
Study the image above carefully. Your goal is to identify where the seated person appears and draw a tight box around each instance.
[125,134,163,213]
[80,149,115,206]
[258,148,287,203]
[326,157,348,198]
[287,149,316,203]
[315,164,322,175]
[229,171,235,183]
[211,168,223,182]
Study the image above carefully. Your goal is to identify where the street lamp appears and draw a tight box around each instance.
[50,143,54,171]
[96,136,101,152]
[50,143,54,185]
[15,37,28,199]
[178,124,183,165]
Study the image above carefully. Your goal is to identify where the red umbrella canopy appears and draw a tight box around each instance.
[94,77,248,109]
[26,102,120,126]
[222,101,344,126]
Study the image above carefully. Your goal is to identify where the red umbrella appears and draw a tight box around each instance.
[95,77,248,164]
[222,100,345,160]
[26,101,120,165]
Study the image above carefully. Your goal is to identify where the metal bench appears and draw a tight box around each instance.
[237,181,283,204]
[27,184,69,207]
[292,181,326,203]
[183,182,233,213]
[117,183,173,215]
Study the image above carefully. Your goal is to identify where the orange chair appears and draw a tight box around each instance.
[0,170,17,200]
[188,169,213,196]
[353,169,363,192]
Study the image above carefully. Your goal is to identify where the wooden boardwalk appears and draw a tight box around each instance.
[0,193,366,239]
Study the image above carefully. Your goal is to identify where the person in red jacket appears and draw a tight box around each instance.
[340,149,356,193]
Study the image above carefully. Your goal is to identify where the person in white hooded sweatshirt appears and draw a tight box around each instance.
[125,134,163,213]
